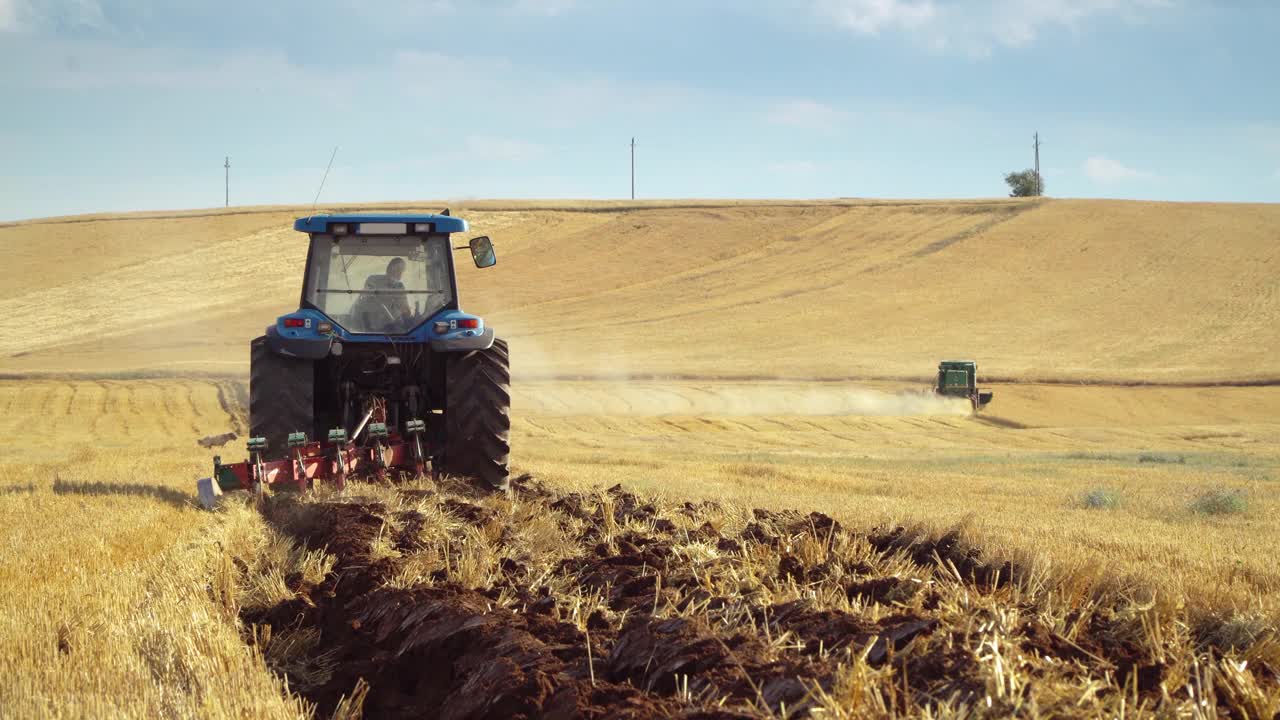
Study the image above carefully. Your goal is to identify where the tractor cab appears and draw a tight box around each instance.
[310,233,449,334]
[935,360,994,411]
[290,214,495,339]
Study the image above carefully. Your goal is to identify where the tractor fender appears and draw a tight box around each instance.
[264,325,331,360]
[430,326,495,353]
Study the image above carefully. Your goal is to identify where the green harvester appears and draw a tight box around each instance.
[935,360,994,411]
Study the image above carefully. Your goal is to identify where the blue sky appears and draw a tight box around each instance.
[1,0,1278,220]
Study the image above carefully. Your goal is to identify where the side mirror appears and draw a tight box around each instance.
[469,235,496,268]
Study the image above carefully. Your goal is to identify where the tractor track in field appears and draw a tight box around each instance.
[235,477,1276,719]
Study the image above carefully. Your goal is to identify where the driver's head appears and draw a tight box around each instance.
[386,257,406,282]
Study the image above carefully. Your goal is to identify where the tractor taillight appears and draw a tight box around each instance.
[457,319,480,329]
[284,318,306,328]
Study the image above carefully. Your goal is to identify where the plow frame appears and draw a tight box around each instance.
[211,422,432,496]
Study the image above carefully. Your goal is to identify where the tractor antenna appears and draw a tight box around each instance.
[307,146,339,221]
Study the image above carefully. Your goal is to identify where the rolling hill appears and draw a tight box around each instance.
[3,198,1278,384]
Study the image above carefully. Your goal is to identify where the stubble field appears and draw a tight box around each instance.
[1,198,1277,716]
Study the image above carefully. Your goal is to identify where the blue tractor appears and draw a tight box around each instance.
[242,212,510,491]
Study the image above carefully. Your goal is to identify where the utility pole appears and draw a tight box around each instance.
[630,137,636,200]
[1032,133,1041,196]
[224,156,231,207]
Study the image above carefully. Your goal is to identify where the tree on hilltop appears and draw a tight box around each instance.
[1004,169,1043,197]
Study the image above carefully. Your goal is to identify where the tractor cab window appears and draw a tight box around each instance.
[305,234,454,334]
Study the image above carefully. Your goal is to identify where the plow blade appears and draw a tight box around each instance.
[197,426,430,509]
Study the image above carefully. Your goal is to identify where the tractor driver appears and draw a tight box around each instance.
[361,257,412,328]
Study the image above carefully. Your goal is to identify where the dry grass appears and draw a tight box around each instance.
[0,449,306,718]
[0,380,304,718]
[4,198,1280,381]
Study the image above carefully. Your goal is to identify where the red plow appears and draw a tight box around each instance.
[198,417,431,508]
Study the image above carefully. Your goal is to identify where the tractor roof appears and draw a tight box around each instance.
[293,213,469,234]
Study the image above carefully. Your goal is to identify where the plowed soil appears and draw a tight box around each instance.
[240,477,1277,718]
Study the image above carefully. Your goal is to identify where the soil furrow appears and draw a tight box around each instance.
[236,478,1278,718]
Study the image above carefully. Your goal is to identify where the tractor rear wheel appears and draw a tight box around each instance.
[440,337,511,490]
[249,336,314,458]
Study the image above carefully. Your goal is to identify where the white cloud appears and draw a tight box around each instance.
[462,135,547,162]
[816,0,935,34]
[1083,155,1153,183]
[765,99,847,131]
[0,0,24,31]
[0,0,106,32]
[816,0,1172,54]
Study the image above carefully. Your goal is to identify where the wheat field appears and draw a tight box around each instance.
[5,198,1279,381]
[0,380,306,717]
[1,199,1277,716]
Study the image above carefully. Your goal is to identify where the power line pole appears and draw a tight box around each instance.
[224,156,231,207]
[1032,133,1041,196]
[630,137,636,200]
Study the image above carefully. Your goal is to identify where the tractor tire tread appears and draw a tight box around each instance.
[441,337,511,490]
[249,335,314,459]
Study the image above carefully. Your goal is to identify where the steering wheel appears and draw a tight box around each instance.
[379,301,418,333]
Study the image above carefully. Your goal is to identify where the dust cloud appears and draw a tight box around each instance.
[515,381,971,417]
[502,335,970,418]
